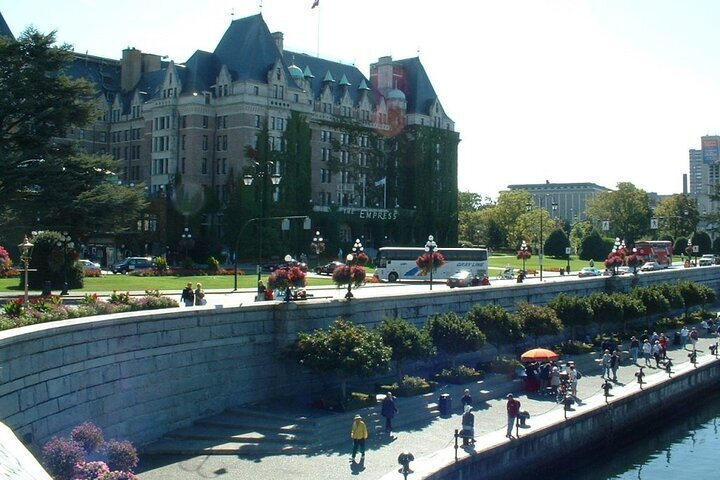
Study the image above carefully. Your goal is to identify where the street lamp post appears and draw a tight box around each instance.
[526,197,557,281]
[18,236,34,307]
[180,227,192,260]
[244,162,282,294]
[425,235,438,291]
[311,231,325,267]
[520,240,528,273]
[56,232,74,295]
[345,238,364,299]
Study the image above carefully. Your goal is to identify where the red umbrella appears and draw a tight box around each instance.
[520,348,559,362]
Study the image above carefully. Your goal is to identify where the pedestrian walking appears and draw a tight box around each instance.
[690,327,699,350]
[381,392,398,436]
[659,333,668,360]
[181,282,194,307]
[461,389,473,409]
[601,349,612,378]
[652,341,662,367]
[506,394,521,438]
[610,349,620,381]
[642,339,652,366]
[680,326,689,347]
[460,405,475,446]
[630,336,640,364]
[350,414,368,461]
[194,283,206,306]
[567,362,580,398]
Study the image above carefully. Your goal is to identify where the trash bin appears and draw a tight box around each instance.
[42,281,52,296]
[439,393,451,416]
[673,331,681,346]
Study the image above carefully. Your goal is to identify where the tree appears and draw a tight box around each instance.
[377,316,435,381]
[586,182,652,243]
[425,312,485,367]
[653,194,699,240]
[586,292,624,334]
[0,29,147,236]
[580,230,609,261]
[630,286,670,329]
[547,294,593,341]
[290,318,391,399]
[464,304,523,348]
[514,302,563,346]
[489,190,534,249]
[544,228,570,258]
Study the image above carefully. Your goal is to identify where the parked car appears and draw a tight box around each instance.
[640,261,661,272]
[314,261,345,275]
[617,266,632,275]
[264,258,308,273]
[78,259,102,276]
[577,267,603,278]
[111,257,154,274]
[446,270,473,288]
[698,254,718,267]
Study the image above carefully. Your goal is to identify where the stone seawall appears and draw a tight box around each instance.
[0,266,717,456]
[422,353,720,480]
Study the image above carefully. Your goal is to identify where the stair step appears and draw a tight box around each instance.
[165,425,311,444]
[140,438,309,456]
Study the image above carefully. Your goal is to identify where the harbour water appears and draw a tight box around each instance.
[554,390,720,479]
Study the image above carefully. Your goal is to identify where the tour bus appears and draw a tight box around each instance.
[633,240,673,268]
[373,247,489,282]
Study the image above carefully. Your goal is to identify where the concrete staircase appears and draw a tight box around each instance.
[140,373,521,458]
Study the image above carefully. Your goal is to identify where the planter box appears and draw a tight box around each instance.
[433,374,484,385]
[377,381,438,397]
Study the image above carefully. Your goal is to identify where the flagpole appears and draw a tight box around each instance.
[316,3,320,57]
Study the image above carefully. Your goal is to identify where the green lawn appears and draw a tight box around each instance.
[0,272,337,295]
[489,253,591,273]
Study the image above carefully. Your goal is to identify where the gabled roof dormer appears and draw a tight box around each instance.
[161,61,182,99]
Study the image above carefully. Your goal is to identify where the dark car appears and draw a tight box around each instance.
[111,257,154,274]
[314,261,345,275]
[446,270,473,288]
[264,258,308,273]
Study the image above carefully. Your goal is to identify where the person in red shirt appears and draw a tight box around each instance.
[659,333,668,360]
[506,393,521,438]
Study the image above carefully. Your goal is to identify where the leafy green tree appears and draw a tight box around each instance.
[490,190,534,249]
[425,312,485,367]
[547,294,593,341]
[377,316,435,381]
[290,318,391,399]
[630,286,670,329]
[615,293,647,332]
[676,281,716,316]
[514,302,563,346]
[579,230,609,261]
[586,182,652,243]
[653,194,698,240]
[0,29,147,236]
[465,304,523,348]
[544,228,570,258]
[25,231,82,290]
[586,292,623,334]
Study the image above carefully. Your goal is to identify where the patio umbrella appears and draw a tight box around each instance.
[520,348,559,362]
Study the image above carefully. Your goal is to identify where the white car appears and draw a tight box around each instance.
[640,261,661,272]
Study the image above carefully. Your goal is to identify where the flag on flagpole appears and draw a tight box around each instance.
[311,0,319,8]
[374,177,386,187]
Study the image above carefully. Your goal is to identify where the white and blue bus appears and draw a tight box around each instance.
[373,247,489,283]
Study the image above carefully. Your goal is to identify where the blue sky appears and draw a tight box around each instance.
[4,0,720,199]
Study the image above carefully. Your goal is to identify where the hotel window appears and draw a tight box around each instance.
[181,157,186,174]
[203,116,209,128]
[182,116,187,128]
[255,115,261,128]
[201,158,208,174]
[203,135,208,151]
[253,86,259,95]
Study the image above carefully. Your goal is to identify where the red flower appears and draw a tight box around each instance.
[332,264,366,287]
[415,251,445,275]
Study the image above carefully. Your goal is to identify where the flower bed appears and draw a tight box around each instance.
[434,365,485,384]
[377,375,438,397]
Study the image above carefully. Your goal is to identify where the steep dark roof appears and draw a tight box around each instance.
[67,53,120,100]
[213,14,290,84]
[181,50,222,94]
[0,11,15,40]
[283,51,373,104]
[393,57,440,116]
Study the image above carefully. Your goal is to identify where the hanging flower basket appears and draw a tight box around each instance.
[332,264,366,288]
[415,252,445,276]
[268,266,307,291]
[517,249,531,260]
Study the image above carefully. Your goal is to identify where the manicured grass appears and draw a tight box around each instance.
[0,272,336,295]
[489,253,591,273]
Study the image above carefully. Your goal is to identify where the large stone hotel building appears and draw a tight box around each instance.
[58,14,459,260]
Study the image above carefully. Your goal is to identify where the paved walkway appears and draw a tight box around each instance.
[136,331,720,480]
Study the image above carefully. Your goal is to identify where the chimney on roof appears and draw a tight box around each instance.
[121,48,143,93]
[370,56,394,97]
[272,32,284,53]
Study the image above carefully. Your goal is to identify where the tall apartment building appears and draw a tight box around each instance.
[688,135,720,215]
[56,14,460,257]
